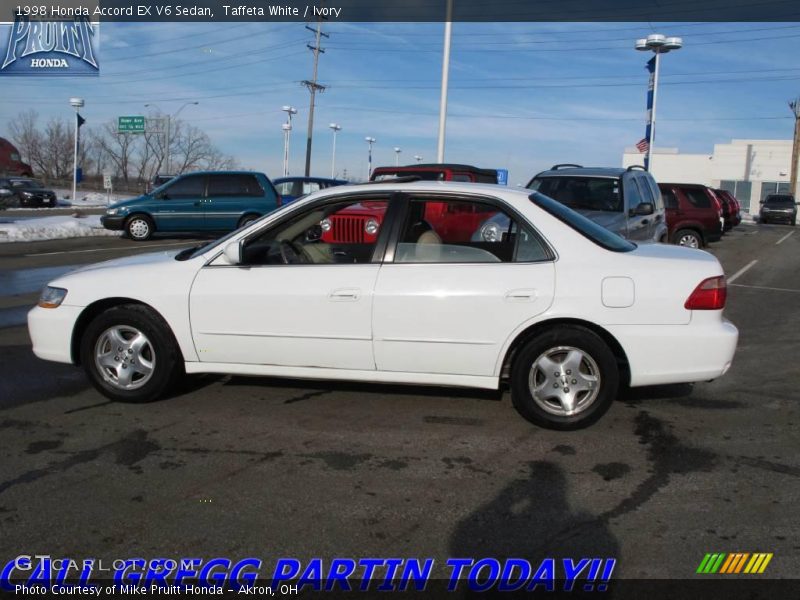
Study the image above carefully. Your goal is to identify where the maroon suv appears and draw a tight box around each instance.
[714,188,742,230]
[658,183,724,248]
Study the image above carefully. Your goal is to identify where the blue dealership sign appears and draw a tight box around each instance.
[496,169,509,186]
[1,16,99,76]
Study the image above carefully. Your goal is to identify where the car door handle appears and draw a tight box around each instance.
[193,202,202,206]
[505,289,537,302]
[329,288,360,301]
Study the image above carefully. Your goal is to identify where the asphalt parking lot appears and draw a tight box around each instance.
[0,224,798,582]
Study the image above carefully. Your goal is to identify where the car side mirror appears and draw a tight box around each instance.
[306,224,323,242]
[634,202,654,216]
[223,240,243,265]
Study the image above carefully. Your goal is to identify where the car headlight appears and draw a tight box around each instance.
[106,208,119,215]
[364,218,379,236]
[38,286,67,309]
[481,222,501,242]
[320,218,332,232]
[20,191,33,197]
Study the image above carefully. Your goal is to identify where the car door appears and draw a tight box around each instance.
[150,173,207,232]
[372,194,556,377]
[189,194,395,370]
[205,173,265,230]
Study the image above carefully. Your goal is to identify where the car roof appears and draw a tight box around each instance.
[533,166,637,179]
[177,170,266,177]
[374,164,498,176]
[273,176,343,183]
[658,182,709,189]
[305,180,527,202]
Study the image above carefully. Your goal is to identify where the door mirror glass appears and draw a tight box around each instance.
[223,240,243,265]
[634,202,654,216]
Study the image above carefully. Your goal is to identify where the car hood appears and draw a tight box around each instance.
[64,250,182,277]
[108,194,150,209]
[17,187,54,194]
[574,209,626,232]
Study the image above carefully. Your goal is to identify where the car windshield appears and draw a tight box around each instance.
[764,195,794,205]
[373,171,445,181]
[529,191,636,252]
[527,176,623,212]
[11,179,43,188]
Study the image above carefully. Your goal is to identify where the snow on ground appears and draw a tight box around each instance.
[0,214,122,242]
[5,188,136,210]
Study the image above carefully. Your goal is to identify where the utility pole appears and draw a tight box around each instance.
[436,0,453,163]
[790,97,800,198]
[302,17,328,176]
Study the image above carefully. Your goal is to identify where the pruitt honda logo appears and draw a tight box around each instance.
[696,552,773,575]
[1,16,98,75]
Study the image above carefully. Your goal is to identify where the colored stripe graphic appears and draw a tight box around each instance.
[700,553,773,574]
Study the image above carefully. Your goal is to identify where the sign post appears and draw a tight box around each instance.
[103,172,113,206]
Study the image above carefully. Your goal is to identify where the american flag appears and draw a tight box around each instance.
[636,138,649,153]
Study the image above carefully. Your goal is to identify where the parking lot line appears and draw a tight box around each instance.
[775,231,795,245]
[730,283,800,294]
[24,241,196,257]
[727,259,758,284]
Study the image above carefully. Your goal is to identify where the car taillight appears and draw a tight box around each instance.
[684,276,727,310]
[276,194,283,207]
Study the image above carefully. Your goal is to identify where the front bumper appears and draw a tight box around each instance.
[100,214,126,230]
[28,304,83,364]
[608,315,738,387]
[760,210,796,223]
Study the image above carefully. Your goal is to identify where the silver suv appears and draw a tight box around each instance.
[526,164,667,243]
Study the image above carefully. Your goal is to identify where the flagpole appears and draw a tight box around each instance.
[69,97,84,202]
[647,52,660,172]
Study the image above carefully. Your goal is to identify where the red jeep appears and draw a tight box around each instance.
[321,164,499,244]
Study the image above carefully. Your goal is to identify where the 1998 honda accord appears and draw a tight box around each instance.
[28,182,738,429]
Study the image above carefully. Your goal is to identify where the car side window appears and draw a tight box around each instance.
[661,189,679,209]
[241,198,388,266]
[637,176,655,205]
[682,188,711,208]
[625,177,645,210]
[207,174,263,197]
[274,181,293,196]
[302,181,321,195]
[644,176,664,211]
[162,175,205,199]
[394,198,550,264]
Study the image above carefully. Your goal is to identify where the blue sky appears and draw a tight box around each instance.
[1,21,798,184]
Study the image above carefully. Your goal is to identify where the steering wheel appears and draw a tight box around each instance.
[279,239,311,264]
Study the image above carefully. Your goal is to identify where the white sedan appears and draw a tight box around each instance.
[28,182,738,429]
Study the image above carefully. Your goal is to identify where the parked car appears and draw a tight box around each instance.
[714,188,742,229]
[0,137,33,176]
[29,181,738,430]
[525,165,667,243]
[658,183,724,248]
[273,176,347,205]
[371,163,499,183]
[0,177,57,208]
[101,171,280,241]
[759,193,797,225]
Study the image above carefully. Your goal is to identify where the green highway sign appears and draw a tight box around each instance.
[118,116,145,133]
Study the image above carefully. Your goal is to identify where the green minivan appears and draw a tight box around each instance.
[101,170,280,241]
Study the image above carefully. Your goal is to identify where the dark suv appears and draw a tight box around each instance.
[658,183,724,248]
[0,177,57,208]
[759,194,796,226]
[526,164,667,243]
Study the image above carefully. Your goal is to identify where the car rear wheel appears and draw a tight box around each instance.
[673,229,702,248]
[126,215,154,241]
[510,326,618,430]
[80,305,183,403]
[238,213,260,228]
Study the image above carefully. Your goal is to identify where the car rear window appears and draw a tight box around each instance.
[529,192,635,252]
[528,176,623,213]
[765,195,794,204]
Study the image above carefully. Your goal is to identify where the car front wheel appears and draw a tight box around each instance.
[80,305,183,403]
[673,229,702,248]
[511,326,618,430]
[126,215,154,241]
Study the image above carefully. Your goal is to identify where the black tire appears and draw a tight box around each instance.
[672,228,703,249]
[125,214,154,241]
[79,304,183,403]
[238,213,260,228]
[761,216,768,224]
[510,326,619,430]
[792,217,796,227]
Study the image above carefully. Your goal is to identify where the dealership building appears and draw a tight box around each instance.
[622,138,795,214]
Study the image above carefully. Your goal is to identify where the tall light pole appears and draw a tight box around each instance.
[437,0,453,163]
[329,123,341,178]
[145,100,199,174]
[282,105,297,177]
[394,147,402,166]
[414,155,423,163]
[365,136,376,179]
[635,34,682,172]
[69,97,84,202]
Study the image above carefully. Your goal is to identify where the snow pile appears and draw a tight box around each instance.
[0,214,122,242]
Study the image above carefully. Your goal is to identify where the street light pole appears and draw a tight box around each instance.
[69,97,84,202]
[789,98,800,199]
[414,155,423,163]
[635,34,682,172]
[145,101,199,174]
[394,147,402,166]
[436,0,453,163]
[329,123,341,178]
[282,105,297,177]
[365,137,376,179]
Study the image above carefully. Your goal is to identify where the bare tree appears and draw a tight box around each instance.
[8,110,46,176]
